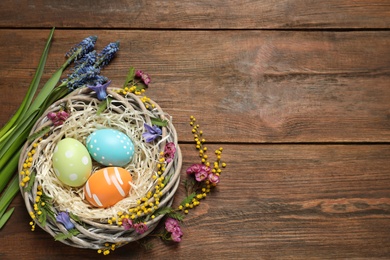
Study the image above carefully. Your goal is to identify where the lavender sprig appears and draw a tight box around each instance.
[61,41,119,92]
[65,36,97,60]
[95,41,120,68]
[65,65,101,91]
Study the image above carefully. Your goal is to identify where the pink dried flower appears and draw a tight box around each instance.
[208,173,220,184]
[165,217,180,233]
[195,170,208,182]
[57,111,69,121]
[47,110,69,126]
[122,218,133,230]
[47,112,56,120]
[135,70,151,85]
[164,217,183,242]
[171,226,183,242]
[134,222,148,234]
[186,164,212,182]
[186,163,202,175]
[164,142,176,163]
[135,70,143,78]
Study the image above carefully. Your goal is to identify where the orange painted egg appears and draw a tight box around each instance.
[84,167,132,208]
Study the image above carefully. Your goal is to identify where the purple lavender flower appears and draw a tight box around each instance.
[142,123,162,142]
[87,80,111,100]
[65,65,101,91]
[75,50,98,67]
[61,37,119,92]
[134,222,148,234]
[56,211,75,230]
[96,41,120,68]
[66,36,97,60]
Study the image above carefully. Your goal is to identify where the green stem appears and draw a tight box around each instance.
[0,125,16,144]
[41,85,69,110]
[0,175,19,229]
[0,112,37,171]
[0,207,15,230]
[0,150,20,194]
[0,28,55,139]
[23,61,71,122]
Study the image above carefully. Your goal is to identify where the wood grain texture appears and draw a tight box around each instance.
[1,144,389,259]
[0,1,389,259]
[0,0,390,29]
[0,0,389,29]
[0,29,389,143]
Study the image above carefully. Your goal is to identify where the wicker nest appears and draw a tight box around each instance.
[18,87,182,250]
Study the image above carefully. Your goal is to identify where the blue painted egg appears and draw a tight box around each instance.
[86,129,135,167]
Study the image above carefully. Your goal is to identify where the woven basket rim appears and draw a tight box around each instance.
[18,87,182,249]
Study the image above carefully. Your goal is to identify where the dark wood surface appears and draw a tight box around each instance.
[0,1,389,259]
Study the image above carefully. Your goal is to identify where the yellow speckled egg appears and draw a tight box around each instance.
[52,138,92,187]
[84,167,133,208]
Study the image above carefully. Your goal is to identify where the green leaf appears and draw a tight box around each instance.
[25,35,77,121]
[40,85,69,111]
[0,110,38,170]
[0,195,12,220]
[0,27,55,140]
[153,206,174,217]
[151,117,168,127]
[167,211,184,221]
[183,178,195,195]
[163,175,171,186]
[123,67,136,87]
[69,212,81,224]
[27,126,51,142]
[180,192,197,207]
[38,209,47,227]
[24,171,36,192]
[54,232,69,241]
[0,208,15,230]
[45,208,56,223]
[0,150,20,194]
[69,228,80,236]
[0,176,19,219]
[24,66,67,121]
[96,97,112,115]
[54,229,80,241]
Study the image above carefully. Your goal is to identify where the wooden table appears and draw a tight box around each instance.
[0,1,389,259]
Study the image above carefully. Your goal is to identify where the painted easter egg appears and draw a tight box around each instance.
[52,138,92,187]
[86,129,135,167]
[84,167,133,208]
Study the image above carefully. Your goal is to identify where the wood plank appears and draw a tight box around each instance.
[0,29,389,143]
[1,144,389,258]
[0,1,389,29]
